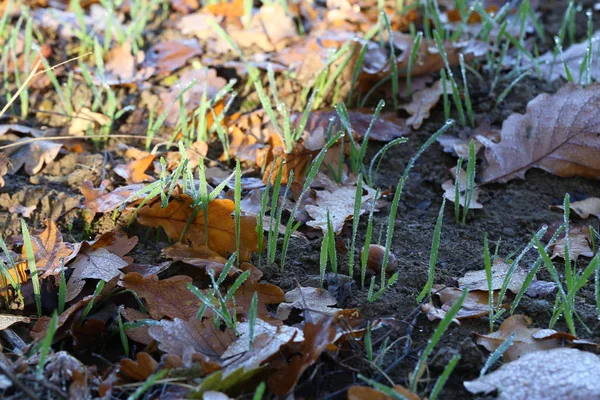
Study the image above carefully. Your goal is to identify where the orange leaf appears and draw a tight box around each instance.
[114,154,156,184]
[26,219,75,279]
[137,194,259,261]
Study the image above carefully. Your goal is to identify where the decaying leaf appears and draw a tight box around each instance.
[480,84,600,183]
[464,348,600,399]
[122,273,205,320]
[475,315,567,362]
[424,284,501,320]
[148,317,236,367]
[441,167,483,209]
[7,139,62,175]
[457,259,528,294]
[551,226,594,260]
[234,282,285,323]
[551,197,600,220]
[400,79,447,129]
[81,179,146,218]
[120,352,183,381]
[137,194,259,261]
[276,287,343,323]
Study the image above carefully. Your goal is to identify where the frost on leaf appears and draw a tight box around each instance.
[465,348,600,400]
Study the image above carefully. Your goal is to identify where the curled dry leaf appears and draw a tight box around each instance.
[551,197,600,220]
[423,284,502,321]
[480,84,600,183]
[276,287,343,323]
[441,167,483,209]
[137,194,259,261]
[114,154,156,184]
[475,314,568,362]
[400,79,448,129]
[457,258,528,294]
[122,273,206,320]
[68,108,111,137]
[464,348,600,400]
[120,352,183,381]
[0,314,30,330]
[148,317,236,368]
[551,226,594,260]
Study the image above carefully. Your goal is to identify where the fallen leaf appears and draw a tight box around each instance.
[148,317,236,367]
[81,179,146,218]
[137,194,259,261]
[400,79,448,129]
[464,348,600,399]
[535,31,600,83]
[171,0,199,14]
[457,259,528,294]
[551,226,594,260]
[0,314,30,330]
[114,154,156,184]
[27,219,75,278]
[145,39,203,75]
[0,153,8,187]
[221,319,303,377]
[479,84,600,183]
[122,272,205,320]
[7,139,62,175]
[68,108,111,137]
[120,307,154,345]
[475,314,564,362]
[66,248,130,301]
[120,352,183,381]
[161,243,229,269]
[305,181,377,234]
[428,284,501,320]
[234,282,285,323]
[441,167,483,209]
[101,41,155,87]
[268,317,337,395]
[276,287,343,323]
[551,197,600,220]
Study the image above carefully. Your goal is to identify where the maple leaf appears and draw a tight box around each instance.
[479,84,600,183]
[148,317,236,367]
[27,219,76,279]
[122,272,206,320]
[137,194,259,261]
[465,348,600,399]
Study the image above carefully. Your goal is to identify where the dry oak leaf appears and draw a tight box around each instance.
[120,307,154,345]
[305,183,377,234]
[441,167,483,209]
[475,314,566,362]
[27,219,76,278]
[479,83,600,183]
[551,226,594,260]
[221,319,303,377]
[551,197,600,220]
[68,108,111,136]
[81,179,146,216]
[101,41,155,87]
[268,317,337,395]
[122,272,206,320]
[137,194,259,261]
[66,248,130,301]
[276,287,343,323]
[425,284,503,320]
[7,139,62,175]
[114,154,156,184]
[148,317,236,367]
[161,242,228,268]
[457,258,528,294]
[400,79,448,129]
[464,348,600,400]
[144,39,202,75]
[347,385,421,400]
[234,282,285,324]
[120,352,183,381]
